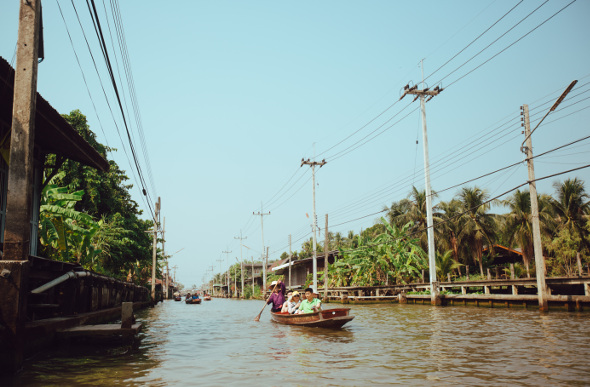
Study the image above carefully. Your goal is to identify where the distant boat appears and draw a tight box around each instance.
[270,308,354,329]
[174,296,182,301]
[203,295,212,301]
[185,298,202,304]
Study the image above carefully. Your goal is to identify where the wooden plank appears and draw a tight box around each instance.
[59,323,142,338]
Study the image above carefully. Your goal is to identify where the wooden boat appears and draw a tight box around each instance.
[185,298,202,304]
[270,308,354,329]
[203,295,212,301]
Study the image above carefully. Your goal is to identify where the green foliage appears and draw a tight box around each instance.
[328,218,426,287]
[38,110,153,282]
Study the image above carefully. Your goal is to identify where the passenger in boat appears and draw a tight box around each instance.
[192,293,200,300]
[284,291,302,314]
[185,292,191,301]
[267,280,286,313]
[296,287,321,314]
[280,290,293,313]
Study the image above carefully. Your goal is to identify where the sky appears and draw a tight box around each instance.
[1,0,589,288]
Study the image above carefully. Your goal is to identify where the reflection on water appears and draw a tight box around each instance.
[3,300,590,386]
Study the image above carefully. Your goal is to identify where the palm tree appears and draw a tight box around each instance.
[457,186,497,276]
[551,178,590,250]
[436,199,463,269]
[502,190,554,278]
[436,250,462,280]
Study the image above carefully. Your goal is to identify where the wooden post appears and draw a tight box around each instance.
[3,0,42,261]
[487,268,491,280]
[447,273,451,283]
[461,286,466,295]
[121,302,134,329]
[421,270,425,283]
[323,214,329,301]
[495,267,499,279]
[466,266,470,281]
[577,253,583,277]
[512,285,518,295]
[510,263,515,279]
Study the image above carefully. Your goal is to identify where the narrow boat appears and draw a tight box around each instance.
[185,298,202,304]
[270,308,354,329]
[174,296,182,301]
[203,295,212,301]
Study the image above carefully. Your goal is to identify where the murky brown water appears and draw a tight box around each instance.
[4,299,590,386]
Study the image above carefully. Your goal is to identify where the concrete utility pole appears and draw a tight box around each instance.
[4,0,42,261]
[151,197,161,301]
[222,249,232,296]
[301,157,327,292]
[234,231,247,298]
[251,256,255,295]
[216,257,223,296]
[253,205,270,290]
[324,214,329,300]
[0,0,42,373]
[519,80,576,312]
[399,60,442,306]
[162,217,168,299]
[288,234,292,289]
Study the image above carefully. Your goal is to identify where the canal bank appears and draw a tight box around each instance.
[3,298,590,386]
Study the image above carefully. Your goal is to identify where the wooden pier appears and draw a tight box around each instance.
[324,276,590,311]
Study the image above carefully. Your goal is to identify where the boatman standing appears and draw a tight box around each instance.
[267,279,286,313]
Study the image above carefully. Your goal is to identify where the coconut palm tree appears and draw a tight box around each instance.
[457,186,497,276]
[551,178,590,250]
[436,199,464,268]
[502,189,554,278]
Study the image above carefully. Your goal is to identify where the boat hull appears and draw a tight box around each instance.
[185,299,202,304]
[270,308,354,329]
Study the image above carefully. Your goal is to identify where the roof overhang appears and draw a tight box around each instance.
[0,57,109,172]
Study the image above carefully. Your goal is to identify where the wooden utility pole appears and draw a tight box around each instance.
[520,81,576,312]
[324,214,329,300]
[301,157,327,291]
[4,0,42,260]
[151,197,161,301]
[288,234,292,289]
[399,61,442,306]
[234,231,247,298]
[253,205,270,291]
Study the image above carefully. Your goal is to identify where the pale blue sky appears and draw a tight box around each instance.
[1,1,589,288]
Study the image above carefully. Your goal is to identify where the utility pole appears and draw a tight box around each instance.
[253,205,270,290]
[234,231,247,298]
[234,258,238,298]
[519,80,576,312]
[400,60,442,306]
[288,234,292,289]
[301,157,327,292]
[216,257,223,296]
[251,256,255,295]
[324,214,329,300]
[3,0,42,260]
[0,0,42,373]
[162,217,168,300]
[151,197,161,302]
[266,247,269,293]
[222,249,232,297]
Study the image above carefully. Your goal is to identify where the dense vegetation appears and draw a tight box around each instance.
[281,181,590,287]
[38,110,160,284]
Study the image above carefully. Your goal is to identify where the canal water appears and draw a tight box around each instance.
[4,299,590,386]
